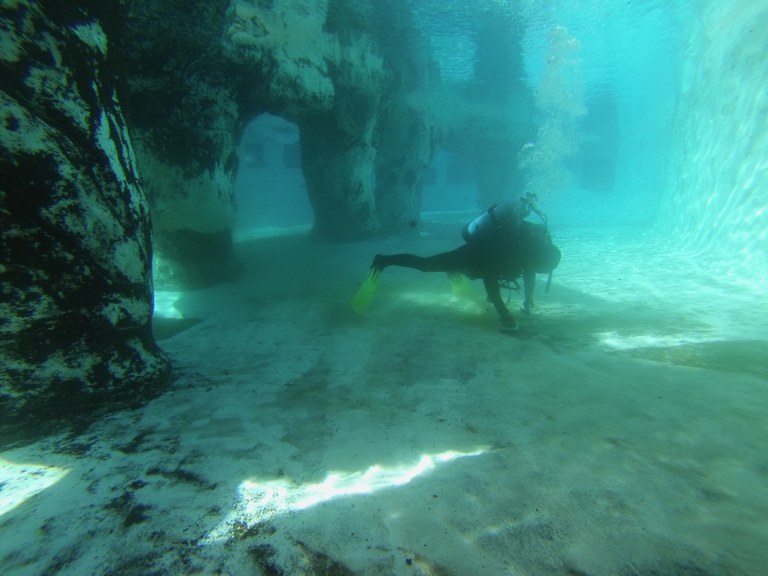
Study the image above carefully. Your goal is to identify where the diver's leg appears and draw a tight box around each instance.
[373,245,471,273]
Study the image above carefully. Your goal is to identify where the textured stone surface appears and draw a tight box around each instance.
[119,1,532,243]
[118,0,535,247]
[374,97,435,233]
[300,110,380,241]
[223,0,392,240]
[0,1,170,443]
[225,0,337,115]
[121,0,242,286]
[132,139,242,287]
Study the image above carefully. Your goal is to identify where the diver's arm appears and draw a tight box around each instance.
[522,270,535,314]
[483,277,517,328]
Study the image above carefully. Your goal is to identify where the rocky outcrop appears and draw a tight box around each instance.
[224,0,532,236]
[224,0,337,116]
[299,109,381,240]
[120,0,540,247]
[0,1,171,443]
[120,1,533,244]
[224,0,394,240]
[121,0,243,287]
[372,8,436,234]
[374,96,435,233]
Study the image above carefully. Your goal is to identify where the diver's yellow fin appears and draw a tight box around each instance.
[448,273,474,299]
[351,269,379,315]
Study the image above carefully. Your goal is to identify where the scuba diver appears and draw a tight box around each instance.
[362,193,561,331]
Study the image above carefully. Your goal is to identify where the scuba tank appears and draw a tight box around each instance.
[461,208,495,242]
[462,194,535,242]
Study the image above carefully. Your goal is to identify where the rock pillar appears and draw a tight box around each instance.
[299,108,379,241]
[375,97,435,233]
[0,1,171,443]
[123,0,241,287]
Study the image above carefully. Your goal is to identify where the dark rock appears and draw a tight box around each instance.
[153,228,243,288]
[122,0,241,286]
[0,0,170,446]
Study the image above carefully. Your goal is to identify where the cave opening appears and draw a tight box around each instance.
[420,150,479,215]
[233,113,312,235]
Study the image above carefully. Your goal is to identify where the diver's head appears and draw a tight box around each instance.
[534,242,561,274]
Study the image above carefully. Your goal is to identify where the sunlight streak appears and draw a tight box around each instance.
[597,331,712,351]
[395,290,485,315]
[0,459,69,518]
[153,290,184,319]
[201,447,489,544]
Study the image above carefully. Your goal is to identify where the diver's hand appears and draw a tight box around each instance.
[521,300,534,315]
[500,313,518,332]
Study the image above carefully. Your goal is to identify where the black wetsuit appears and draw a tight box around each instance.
[374,220,554,327]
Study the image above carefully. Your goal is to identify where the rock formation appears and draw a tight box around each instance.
[122,0,243,286]
[1,0,537,441]
[223,0,396,240]
[0,1,171,444]
[121,0,534,246]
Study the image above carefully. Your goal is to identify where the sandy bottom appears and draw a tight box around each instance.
[1,221,767,576]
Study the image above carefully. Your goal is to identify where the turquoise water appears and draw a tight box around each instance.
[225,4,768,574]
[520,0,688,225]
[163,2,768,574]
[237,0,766,285]
[3,1,767,575]
[524,0,766,286]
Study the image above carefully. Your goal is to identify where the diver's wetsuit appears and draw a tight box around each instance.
[373,220,556,328]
